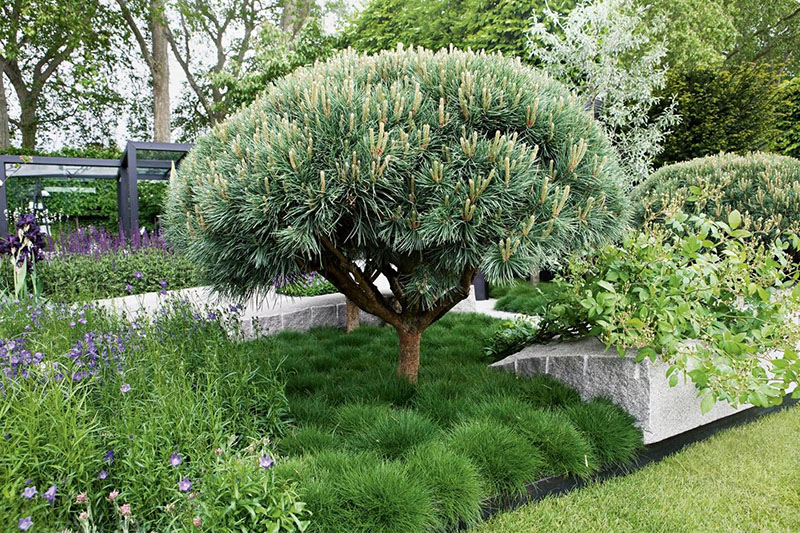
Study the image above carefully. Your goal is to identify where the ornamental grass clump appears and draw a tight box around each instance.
[167,45,629,382]
[634,152,800,246]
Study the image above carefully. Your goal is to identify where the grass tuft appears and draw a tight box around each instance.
[566,398,644,467]
[342,408,441,459]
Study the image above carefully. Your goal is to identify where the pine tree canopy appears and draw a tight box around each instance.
[167,46,629,372]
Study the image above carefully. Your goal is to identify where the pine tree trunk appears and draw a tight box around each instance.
[396,327,422,383]
[0,74,9,150]
[345,298,360,332]
[150,0,170,142]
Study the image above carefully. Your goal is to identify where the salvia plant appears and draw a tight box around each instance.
[634,152,800,250]
[0,214,47,301]
[167,46,629,381]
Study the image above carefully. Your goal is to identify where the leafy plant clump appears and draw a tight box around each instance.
[0,299,306,531]
[168,46,629,382]
[634,151,800,247]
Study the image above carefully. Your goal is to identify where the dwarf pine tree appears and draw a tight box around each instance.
[166,46,629,382]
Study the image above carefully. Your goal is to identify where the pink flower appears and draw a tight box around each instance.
[108,490,120,501]
[119,504,131,516]
[215,448,223,455]
[193,517,203,528]
[79,512,88,520]
[76,492,87,503]
[188,492,197,499]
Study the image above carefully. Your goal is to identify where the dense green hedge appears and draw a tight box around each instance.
[656,64,785,166]
[775,77,800,159]
[1,145,167,229]
[633,152,800,242]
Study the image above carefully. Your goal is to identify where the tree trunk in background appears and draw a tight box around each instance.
[396,327,422,383]
[279,0,313,36]
[345,298,360,332]
[150,0,170,142]
[19,100,37,149]
[0,74,9,149]
[529,269,540,285]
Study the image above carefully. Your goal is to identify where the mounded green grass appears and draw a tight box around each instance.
[494,281,559,315]
[480,406,800,533]
[262,313,643,532]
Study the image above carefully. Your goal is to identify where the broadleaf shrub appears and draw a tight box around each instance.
[633,152,800,246]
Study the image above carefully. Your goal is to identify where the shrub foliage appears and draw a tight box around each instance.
[167,46,628,381]
[634,152,800,243]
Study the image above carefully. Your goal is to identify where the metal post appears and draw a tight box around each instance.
[118,151,131,238]
[127,144,140,238]
[473,270,488,301]
[0,162,8,236]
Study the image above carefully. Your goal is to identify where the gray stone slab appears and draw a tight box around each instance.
[491,337,753,444]
[310,305,338,328]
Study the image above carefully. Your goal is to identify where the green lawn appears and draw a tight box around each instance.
[480,405,800,533]
[493,280,558,315]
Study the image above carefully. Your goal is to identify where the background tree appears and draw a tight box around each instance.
[167,47,629,382]
[774,77,800,159]
[114,0,172,142]
[0,0,123,148]
[529,0,679,183]
[655,63,784,166]
[341,0,574,60]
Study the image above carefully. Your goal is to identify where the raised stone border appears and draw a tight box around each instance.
[95,282,477,338]
[490,337,752,444]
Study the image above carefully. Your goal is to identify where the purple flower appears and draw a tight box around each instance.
[207,312,216,321]
[120,383,131,394]
[22,486,37,499]
[105,449,115,464]
[43,485,56,503]
[259,455,274,469]
[18,516,33,530]
[160,289,167,295]
[169,453,182,466]
[69,321,76,328]
[135,271,143,280]
[98,470,109,480]
[159,280,168,288]
[178,478,191,492]
[125,284,133,293]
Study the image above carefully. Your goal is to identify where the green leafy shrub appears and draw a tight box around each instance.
[484,316,542,361]
[656,63,785,166]
[167,46,629,383]
[405,441,486,531]
[634,152,800,245]
[565,398,643,467]
[446,419,545,495]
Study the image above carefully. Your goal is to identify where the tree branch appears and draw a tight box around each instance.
[114,0,154,68]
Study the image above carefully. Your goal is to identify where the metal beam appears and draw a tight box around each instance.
[0,163,7,236]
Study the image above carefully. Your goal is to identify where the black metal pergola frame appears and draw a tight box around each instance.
[0,141,192,238]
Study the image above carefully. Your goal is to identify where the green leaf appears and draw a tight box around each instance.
[597,280,616,292]
[727,210,742,230]
[700,394,715,415]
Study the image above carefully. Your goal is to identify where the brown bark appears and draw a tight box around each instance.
[345,298,360,332]
[19,102,37,149]
[396,327,422,383]
[149,0,171,142]
[0,73,9,149]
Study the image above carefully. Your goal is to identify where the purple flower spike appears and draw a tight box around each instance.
[169,453,182,467]
[105,449,115,464]
[178,478,191,492]
[18,516,33,530]
[120,383,131,394]
[259,455,274,469]
[98,470,109,480]
[22,486,37,499]
[43,485,56,503]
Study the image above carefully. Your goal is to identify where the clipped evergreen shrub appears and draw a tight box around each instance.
[634,152,800,244]
[775,77,800,159]
[167,46,629,383]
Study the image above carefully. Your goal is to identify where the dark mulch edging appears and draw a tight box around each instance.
[472,397,799,526]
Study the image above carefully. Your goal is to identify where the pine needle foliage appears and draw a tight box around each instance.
[634,152,800,245]
[167,46,629,381]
